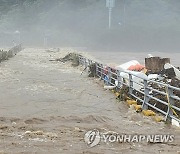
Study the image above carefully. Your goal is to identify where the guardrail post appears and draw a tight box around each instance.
[108,67,112,85]
[87,59,90,66]
[78,56,80,64]
[78,56,82,65]
[90,60,92,65]
[116,70,121,88]
[82,57,84,66]
[84,58,87,69]
[101,64,103,80]
[142,79,149,110]
[129,74,133,95]
[95,62,98,77]
[80,57,83,65]
[166,86,175,121]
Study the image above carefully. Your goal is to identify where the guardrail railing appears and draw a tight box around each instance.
[78,55,180,123]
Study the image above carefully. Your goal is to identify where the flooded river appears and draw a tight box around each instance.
[0,48,179,153]
[89,50,180,67]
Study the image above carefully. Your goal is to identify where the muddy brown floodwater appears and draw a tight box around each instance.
[0,48,179,154]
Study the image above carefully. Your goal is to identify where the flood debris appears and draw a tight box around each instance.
[172,119,180,127]
[115,85,129,101]
[145,57,170,73]
[82,53,180,123]
[49,52,80,67]
[88,63,97,77]
[119,55,179,122]
[142,110,156,116]
[132,104,142,112]
[115,60,140,71]
[153,116,164,122]
[0,45,22,63]
[164,63,180,80]
[54,52,179,122]
[104,85,116,90]
[0,50,8,62]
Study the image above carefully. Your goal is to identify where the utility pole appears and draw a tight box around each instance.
[106,0,115,29]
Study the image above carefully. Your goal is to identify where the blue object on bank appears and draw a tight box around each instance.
[104,75,109,85]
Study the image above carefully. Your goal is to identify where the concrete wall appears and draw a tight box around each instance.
[0,44,22,63]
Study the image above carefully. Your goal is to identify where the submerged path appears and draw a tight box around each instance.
[0,48,179,154]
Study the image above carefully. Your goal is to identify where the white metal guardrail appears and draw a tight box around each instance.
[78,55,180,123]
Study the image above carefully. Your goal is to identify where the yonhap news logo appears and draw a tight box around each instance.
[84,129,101,147]
[84,129,175,147]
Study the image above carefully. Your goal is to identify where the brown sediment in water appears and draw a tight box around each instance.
[0,48,179,153]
